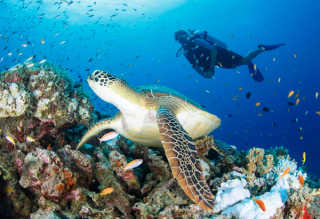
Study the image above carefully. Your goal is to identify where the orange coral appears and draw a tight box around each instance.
[56,184,65,191]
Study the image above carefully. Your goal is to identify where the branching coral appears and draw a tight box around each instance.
[241,147,274,181]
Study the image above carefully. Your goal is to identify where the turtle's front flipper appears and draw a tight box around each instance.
[76,114,120,150]
[156,107,215,211]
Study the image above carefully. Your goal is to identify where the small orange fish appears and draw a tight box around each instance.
[316,111,320,115]
[298,175,304,189]
[255,102,260,107]
[295,94,300,98]
[296,99,300,106]
[99,187,114,196]
[316,92,318,100]
[98,131,119,144]
[60,139,65,147]
[288,91,294,98]
[239,87,242,90]
[294,53,297,58]
[279,167,290,179]
[123,159,143,170]
[300,136,303,140]
[253,197,266,212]
[258,113,262,116]
[233,97,237,100]
[41,38,45,44]
[254,64,257,72]
[230,34,234,38]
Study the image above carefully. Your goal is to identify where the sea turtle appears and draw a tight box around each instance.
[77,70,224,211]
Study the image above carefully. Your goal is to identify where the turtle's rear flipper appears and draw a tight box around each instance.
[156,107,215,211]
[76,114,121,150]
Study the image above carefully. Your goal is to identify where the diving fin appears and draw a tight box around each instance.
[248,62,264,82]
[258,43,285,51]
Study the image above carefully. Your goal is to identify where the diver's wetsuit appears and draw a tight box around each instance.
[183,37,242,70]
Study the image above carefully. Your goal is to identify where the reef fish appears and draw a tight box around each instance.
[98,131,119,144]
[298,175,304,189]
[253,197,266,212]
[246,92,251,99]
[99,187,114,196]
[288,91,294,98]
[255,102,260,107]
[6,136,15,146]
[123,159,143,170]
[279,167,290,179]
[26,136,36,142]
[316,92,318,100]
[38,59,46,64]
[302,152,306,165]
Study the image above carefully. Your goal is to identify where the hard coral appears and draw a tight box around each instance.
[241,147,274,181]
[19,148,77,204]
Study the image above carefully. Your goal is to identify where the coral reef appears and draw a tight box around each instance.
[0,62,97,154]
[0,62,319,219]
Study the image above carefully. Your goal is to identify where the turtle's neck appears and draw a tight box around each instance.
[99,85,145,116]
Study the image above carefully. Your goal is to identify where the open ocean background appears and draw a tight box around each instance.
[0,0,319,176]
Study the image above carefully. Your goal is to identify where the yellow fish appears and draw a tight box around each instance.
[26,136,36,142]
[316,92,318,100]
[288,91,294,98]
[255,102,260,107]
[6,136,15,146]
[254,64,257,72]
[302,152,306,165]
[296,98,300,106]
[123,159,143,170]
[316,111,320,115]
[278,78,281,83]
[99,187,114,196]
[273,57,276,62]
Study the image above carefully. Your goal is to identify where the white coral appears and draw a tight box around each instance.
[34,98,50,117]
[213,178,250,213]
[79,106,90,121]
[0,82,29,117]
[273,159,297,174]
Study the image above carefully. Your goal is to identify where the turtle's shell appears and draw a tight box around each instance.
[136,84,206,111]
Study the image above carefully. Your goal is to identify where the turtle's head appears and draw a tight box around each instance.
[87,70,130,103]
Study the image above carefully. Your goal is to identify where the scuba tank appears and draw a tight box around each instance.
[191,30,228,49]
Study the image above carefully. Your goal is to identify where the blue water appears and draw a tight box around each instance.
[0,0,319,175]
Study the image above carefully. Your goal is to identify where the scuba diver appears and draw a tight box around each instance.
[174,29,285,82]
